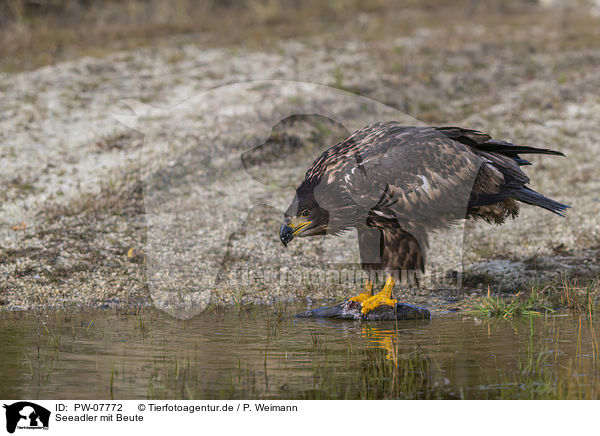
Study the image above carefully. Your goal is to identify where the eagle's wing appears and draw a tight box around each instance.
[309,122,568,234]
[311,123,485,230]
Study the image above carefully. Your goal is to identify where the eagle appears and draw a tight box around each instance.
[279,122,569,315]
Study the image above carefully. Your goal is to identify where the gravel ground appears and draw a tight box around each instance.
[1,10,599,314]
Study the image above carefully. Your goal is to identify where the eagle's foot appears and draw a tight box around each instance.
[360,294,397,315]
[350,293,372,303]
[349,281,373,303]
[360,276,396,315]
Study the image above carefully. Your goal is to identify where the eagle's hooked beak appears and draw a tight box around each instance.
[279,224,293,247]
[279,217,311,247]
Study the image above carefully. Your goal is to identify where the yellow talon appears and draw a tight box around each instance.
[360,276,397,315]
[350,281,373,303]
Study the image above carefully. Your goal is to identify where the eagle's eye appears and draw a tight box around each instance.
[301,209,310,218]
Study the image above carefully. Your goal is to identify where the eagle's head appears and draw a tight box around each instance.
[279,187,329,247]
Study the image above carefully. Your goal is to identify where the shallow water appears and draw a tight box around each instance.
[1,303,599,399]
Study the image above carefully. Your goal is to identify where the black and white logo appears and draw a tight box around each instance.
[3,402,50,434]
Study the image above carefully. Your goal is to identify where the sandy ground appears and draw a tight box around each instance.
[1,12,599,313]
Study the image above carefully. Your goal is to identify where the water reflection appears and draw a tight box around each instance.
[0,306,598,399]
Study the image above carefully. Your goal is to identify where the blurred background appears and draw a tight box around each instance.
[2,0,599,74]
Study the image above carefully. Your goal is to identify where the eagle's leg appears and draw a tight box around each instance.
[360,275,397,315]
[349,280,373,303]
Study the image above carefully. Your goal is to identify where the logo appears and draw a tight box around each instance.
[3,402,50,434]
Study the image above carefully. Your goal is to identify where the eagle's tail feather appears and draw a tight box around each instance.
[477,140,565,157]
[513,187,570,217]
[435,127,565,158]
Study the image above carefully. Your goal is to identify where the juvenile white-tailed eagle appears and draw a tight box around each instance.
[279,122,568,315]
